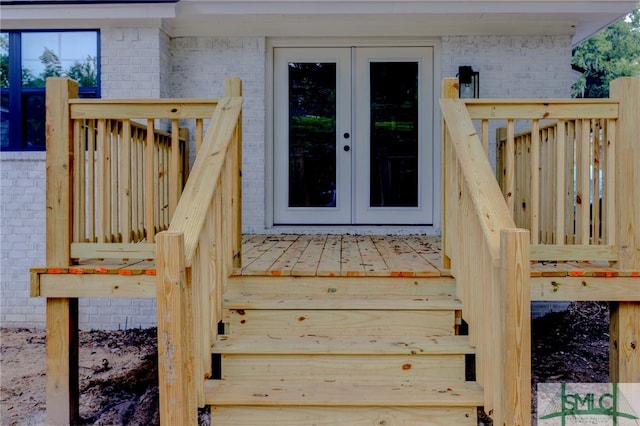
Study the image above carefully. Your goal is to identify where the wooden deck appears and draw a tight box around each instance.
[35,234,640,280]
[239,234,446,277]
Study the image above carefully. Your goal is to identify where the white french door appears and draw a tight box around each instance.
[273,46,434,225]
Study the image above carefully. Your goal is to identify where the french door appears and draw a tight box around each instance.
[273,46,434,225]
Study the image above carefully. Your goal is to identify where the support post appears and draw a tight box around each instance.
[45,77,80,424]
[156,231,197,425]
[610,77,640,383]
[497,228,531,426]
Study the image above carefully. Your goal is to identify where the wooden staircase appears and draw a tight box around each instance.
[203,275,483,425]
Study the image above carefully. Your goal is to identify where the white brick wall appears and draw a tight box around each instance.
[1,32,574,329]
[442,35,574,166]
[0,152,47,326]
[169,36,266,233]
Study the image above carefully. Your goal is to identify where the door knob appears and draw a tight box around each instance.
[343,132,350,139]
[343,145,350,152]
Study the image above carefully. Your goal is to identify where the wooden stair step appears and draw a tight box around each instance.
[213,334,475,355]
[226,275,457,296]
[224,294,462,311]
[208,406,478,426]
[204,378,484,407]
[220,354,466,381]
[227,309,456,336]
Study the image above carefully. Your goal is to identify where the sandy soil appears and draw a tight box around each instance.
[1,302,609,425]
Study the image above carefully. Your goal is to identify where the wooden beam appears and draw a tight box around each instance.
[37,273,156,298]
[610,77,640,383]
[156,231,197,425]
[531,276,640,301]
[45,77,80,425]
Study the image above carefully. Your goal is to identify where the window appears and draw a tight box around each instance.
[1,30,100,151]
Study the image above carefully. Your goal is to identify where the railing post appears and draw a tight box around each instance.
[156,231,197,425]
[609,76,640,383]
[497,228,531,426]
[441,77,459,270]
[45,77,80,425]
[225,77,243,268]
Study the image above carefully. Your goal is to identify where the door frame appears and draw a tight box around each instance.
[265,38,443,231]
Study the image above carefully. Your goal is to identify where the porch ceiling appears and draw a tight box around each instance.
[1,0,635,46]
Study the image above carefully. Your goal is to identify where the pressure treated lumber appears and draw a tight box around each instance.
[212,334,475,355]
[45,77,80,425]
[156,231,197,426]
[204,378,483,407]
[227,309,455,337]
[610,77,640,383]
[208,406,478,426]
[220,354,466,381]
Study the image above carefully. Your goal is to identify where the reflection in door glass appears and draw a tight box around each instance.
[370,62,418,207]
[288,62,337,208]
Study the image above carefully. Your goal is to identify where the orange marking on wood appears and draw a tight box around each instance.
[269,270,282,276]
[69,268,84,274]
[95,266,109,273]
[345,271,360,277]
[47,268,64,274]
[145,269,156,275]
[392,271,415,277]
[569,270,584,277]
[632,271,639,277]
[119,270,133,275]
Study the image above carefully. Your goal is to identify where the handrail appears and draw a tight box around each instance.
[441,96,531,425]
[155,78,243,425]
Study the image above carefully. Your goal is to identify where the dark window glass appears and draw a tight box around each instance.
[1,30,99,151]
[288,62,338,208]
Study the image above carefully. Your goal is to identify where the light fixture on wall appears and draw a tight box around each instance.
[458,66,479,98]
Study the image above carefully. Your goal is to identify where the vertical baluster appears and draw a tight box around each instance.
[555,120,566,245]
[604,118,616,246]
[530,119,540,244]
[170,119,180,219]
[575,119,591,244]
[592,119,602,244]
[97,119,108,243]
[505,119,515,214]
[195,118,204,154]
[565,120,576,244]
[111,120,120,242]
[87,120,96,243]
[145,119,155,242]
[121,120,132,243]
[73,120,84,243]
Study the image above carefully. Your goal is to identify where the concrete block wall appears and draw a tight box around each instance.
[1,32,574,330]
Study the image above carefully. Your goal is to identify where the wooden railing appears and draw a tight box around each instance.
[46,77,220,262]
[441,93,531,426]
[155,78,243,425]
[486,100,619,262]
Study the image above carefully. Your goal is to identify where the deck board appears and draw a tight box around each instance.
[34,234,640,280]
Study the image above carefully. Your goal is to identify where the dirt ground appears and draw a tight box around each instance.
[1,301,609,425]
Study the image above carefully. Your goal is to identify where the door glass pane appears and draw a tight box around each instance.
[288,62,337,208]
[369,62,418,207]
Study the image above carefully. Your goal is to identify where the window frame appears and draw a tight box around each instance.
[1,29,101,151]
